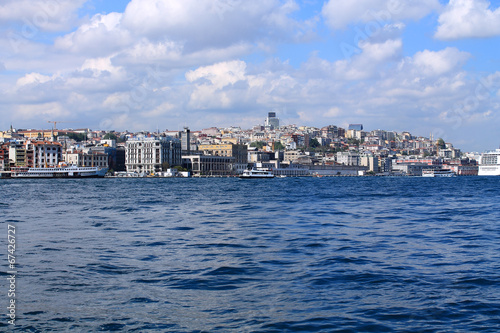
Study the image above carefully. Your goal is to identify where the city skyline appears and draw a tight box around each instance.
[1,0,500,152]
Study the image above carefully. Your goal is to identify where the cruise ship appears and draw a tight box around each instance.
[10,164,108,178]
[478,149,500,176]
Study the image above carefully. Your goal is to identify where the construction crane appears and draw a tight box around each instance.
[47,121,76,130]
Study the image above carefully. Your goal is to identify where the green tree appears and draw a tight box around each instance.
[173,165,188,172]
[309,138,320,149]
[103,133,118,140]
[274,141,285,151]
[67,132,87,142]
[250,141,266,149]
[162,162,170,171]
[436,138,446,150]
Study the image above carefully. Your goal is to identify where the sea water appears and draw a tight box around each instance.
[1,177,500,332]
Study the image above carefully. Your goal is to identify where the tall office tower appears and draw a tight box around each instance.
[181,127,191,154]
[265,112,280,130]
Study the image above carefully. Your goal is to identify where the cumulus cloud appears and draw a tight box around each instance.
[0,0,87,31]
[435,0,500,40]
[410,47,471,77]
[1,0,499,151]
[16,72,54,87]
[55,12,131,56]
[322,0,440,30]
[15,102,69,120]
[333,38,403,80]
[121,0,305,50]
[186,60,248,109]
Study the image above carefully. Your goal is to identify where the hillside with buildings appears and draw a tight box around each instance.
[0,113,481,177]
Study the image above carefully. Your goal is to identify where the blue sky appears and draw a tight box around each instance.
[1,0,500,152]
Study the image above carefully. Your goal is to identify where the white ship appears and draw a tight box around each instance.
[10,164,108,178]
[422,169,456,177]
[478,149,500,176]
[239,168,275,179]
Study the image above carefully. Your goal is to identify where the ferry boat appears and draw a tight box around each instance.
[478,149,500,176]
[10,164,108,178]
[422,169,456,177]
[239,169,275,179]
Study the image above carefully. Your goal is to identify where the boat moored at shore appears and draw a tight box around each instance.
[239,168,275,179]
[10,164,108,178]
[422,169,456,177]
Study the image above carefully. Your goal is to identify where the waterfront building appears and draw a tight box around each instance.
[0,142,9,163]
[337,152,360,166]
[248,149,273,163]
[116,146,126,171]
[198,143,247,173]
[442,164,478,176]
[125,136,181,174]
[64,150,109,168]
[181,127,191,154]
[283,150,302,163]
[360,155,379,173]
[378,157,393,174]
[182,155,235,176]
[31,140,63,167]
[9,140,62,167]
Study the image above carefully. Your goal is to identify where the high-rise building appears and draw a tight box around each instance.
[181,127,191,154]
[265,112,279,130]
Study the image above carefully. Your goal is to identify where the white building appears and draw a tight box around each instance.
[336,152,360,166]
[125,136,181,174]
[64,151,109,168]
[10,140,63,167]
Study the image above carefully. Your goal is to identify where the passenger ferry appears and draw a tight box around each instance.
[239,168,275,179]
[478,149,500,176]
[10,163,108,178]
[422,169,456,177]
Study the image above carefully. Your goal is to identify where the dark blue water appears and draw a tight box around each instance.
[2,177,500,332]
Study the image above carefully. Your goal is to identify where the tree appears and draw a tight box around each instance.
[250,141,266,149]
[162,162,170,171]
[309,138,320,149]
[103,133,118,140]
[274,141,285,151]
[436,138,446,150]
[67,132,87,142]
[173,166,188,172]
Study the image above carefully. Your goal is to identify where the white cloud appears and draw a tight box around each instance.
[16,72,53,87]
[324,107,342,117]
[435,0,500,40]
[403,47,471,77]
[55,12,132,56]
[15,102,69,120]
[322,0,440,30]
[0,0,87,31]
[121,0,304,49]
[334,38,403,80]
[186,60,248,109]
